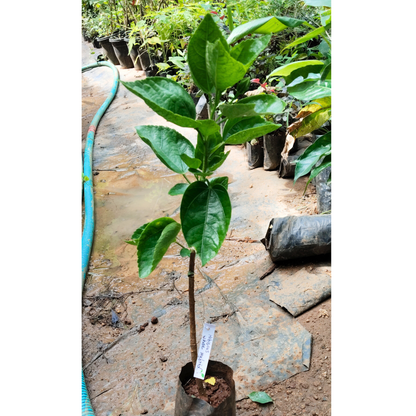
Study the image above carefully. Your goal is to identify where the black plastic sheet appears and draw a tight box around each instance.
[262,215,331,262]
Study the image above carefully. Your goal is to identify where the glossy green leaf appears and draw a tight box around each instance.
[275,16,306,28]
[268,60,324,79]
[180,248,191,257]
[180,182,231,266]
[290,108,331,138]
[294,132,331,182]
[227,16,304,44]
[187,13,229,94]
[137,218,181,278]
[180,154,202,169]
[224,116,281,144]
[206,39,246,92]
[209,176,228,190]
[304,0,331,7]
[207,151,230,172]
[305,154,331,192]
[126,222,150,245]
[283,26,326,50]
[235,77,250,97]
[135,125,195,174]
[168,183,189,196]
[230,34,271,69]
[320,62,331,81]
[122,78,218,136]
[220,94,286,119]
[287,80,331,101]
[248,391,273,404]
[195,132,224,165]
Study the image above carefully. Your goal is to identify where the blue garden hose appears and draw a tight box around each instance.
[82,61,120,416]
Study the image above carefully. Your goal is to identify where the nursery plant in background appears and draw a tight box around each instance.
[121,12,288,412]
[266,0,331,190]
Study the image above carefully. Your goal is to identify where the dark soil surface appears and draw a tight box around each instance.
[184,376,232,407]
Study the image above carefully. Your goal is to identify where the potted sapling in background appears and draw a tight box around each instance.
[121,12,288,415]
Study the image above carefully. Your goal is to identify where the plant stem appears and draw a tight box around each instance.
[182,174,191,184]
[226,4,235,32]
[188,250,206,398]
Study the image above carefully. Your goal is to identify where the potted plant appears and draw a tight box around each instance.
[121,13,286,414]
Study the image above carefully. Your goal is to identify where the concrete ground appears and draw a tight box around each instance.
[82,39,331,416]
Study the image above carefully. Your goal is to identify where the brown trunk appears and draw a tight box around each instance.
[188,250,207,398]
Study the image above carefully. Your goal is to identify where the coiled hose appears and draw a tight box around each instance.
[82,61,120,416]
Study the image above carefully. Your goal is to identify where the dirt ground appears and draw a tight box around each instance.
[237,298,331,416]
[82,39,331,416]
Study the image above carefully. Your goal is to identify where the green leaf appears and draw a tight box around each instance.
[320,62,331,81]
[156,62,170,72]
[287,80,331,101]
[168,183,189,196]
[305,154,331,191]
[180,182,231,266]
[275,16,306,28]
[224,116,281,144]
[207,151,230,172]
[206,39,246,92]
[209,176,228,190]
[294,132,331,182]
[220,94,286,119]
[304,0,331,7]
[187,13,230,94]
[168,56,186,70]
[248,391,273,404]
[137,218,181,278]
[227,16,304,44]
[180,248,191,257]
[135,125,195,174]
[122,78,218,136]
[230,34,271,69]
[290,107,331,138]
[235,78,250,97]
[126,222,150,245]
[320,9,332,26]
[267,60,324,79]
[180,154,202,169]
[195,132,224,165]
[283,26,326,50]
[287,73,321,88]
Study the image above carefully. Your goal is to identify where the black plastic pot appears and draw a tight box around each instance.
[123,37,142,70]
[144,65,158,77]
[139,49,152,70]
[190,92,200,105]
[109,38,134,68]
[278,155,298,178]
[174,360,236,416]
[97,35,120,65]
[93,38,101,49]
[263,129,286,171]
[247,138,264,169]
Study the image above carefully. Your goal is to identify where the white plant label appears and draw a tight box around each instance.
[193,323,216,380]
